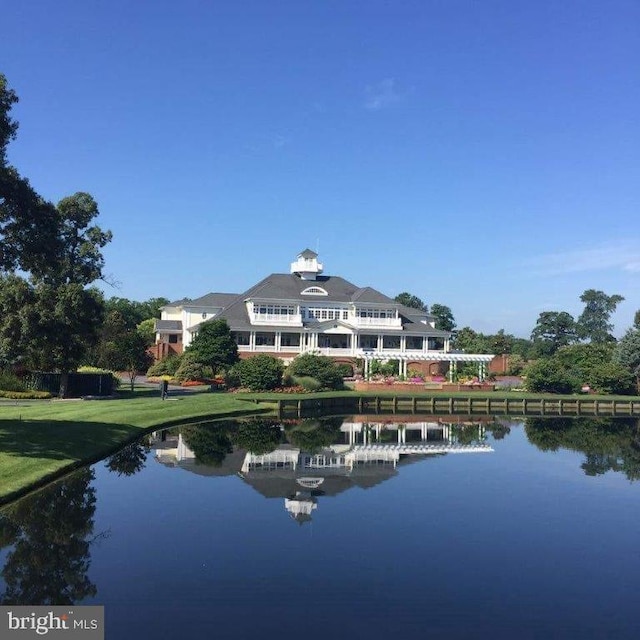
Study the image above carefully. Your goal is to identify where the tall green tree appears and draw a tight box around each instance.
[576,289,624,344]
[187,318,239,374]
[52,192,112,286]
[394,292,428,312]
[531,311,578,356]
[614,325,640,389]
[0,77,111,395]
[1,74,60,279]
[430,303,456,332]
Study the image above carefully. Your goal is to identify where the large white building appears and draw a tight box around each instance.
[154,249,493,377]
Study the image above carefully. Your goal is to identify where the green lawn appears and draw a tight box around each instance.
[0,388,274,504]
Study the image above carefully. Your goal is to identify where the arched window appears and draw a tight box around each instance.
[301,286,328,296]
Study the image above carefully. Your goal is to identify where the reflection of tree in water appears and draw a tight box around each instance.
[484,421,512,440]
[105,436,150,476]
[525,417,640,481]
[0,468,98,605]
[232,418,283,454]
[285,417,344,453]
[180,421,235,466]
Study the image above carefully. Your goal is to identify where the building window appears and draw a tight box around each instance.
[168,334,179,344]
[428,337,445,350]
[255,332,276,346]
[281,333,301,347]
[304,306,345,321]
[253,304,295,316]
[201,312,207,319]
[301,286,328,296]
[233,332,250,346]
[383,336,400,350]
[406,336,423,350]
[358,335,378,349]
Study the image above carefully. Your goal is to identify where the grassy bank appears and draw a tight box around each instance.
[0,389,274,505]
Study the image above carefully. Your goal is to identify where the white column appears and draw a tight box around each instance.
[249,331,256,352]
[400,336,406,353]
[275,331,282,352]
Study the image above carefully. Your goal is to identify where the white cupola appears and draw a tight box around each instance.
[290,249,323,280]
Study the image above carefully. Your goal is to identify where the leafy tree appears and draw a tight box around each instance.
[453,326,492,353]
[186,319,238,374]
[394,292,427,311]
[104,296,169,329]
[236,354,284,391]
[531,311,578,356]
[0,76,111,396]
[576,289,624,344]
[1,74,60,279]
[287,353,343,389]
[614,326,640,389]
[52,192,112,286]
[430,303,456,332]
[554,343,615,376]
[586,362,635,395]
[491,329,514,355]
[524,359,579,394]
[136,318,156,346]
[116,331,154,391]
[0,274,37,368]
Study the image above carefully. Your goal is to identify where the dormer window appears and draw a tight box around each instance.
[301,286,328,296]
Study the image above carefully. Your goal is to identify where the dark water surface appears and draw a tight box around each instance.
[1,415,639,640]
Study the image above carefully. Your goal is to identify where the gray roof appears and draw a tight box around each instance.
[175,273,449,337]
[298,248,318,258]
[155,320,183,332]
[164,292,239,308]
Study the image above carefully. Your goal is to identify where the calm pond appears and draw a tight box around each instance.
[1,415,639,639]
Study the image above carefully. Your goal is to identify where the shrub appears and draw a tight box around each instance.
[524,359,579,394]
[224,365,242,389]
[0,371,26,392]
[586,362,636,395]
[236,355,284,391]
[292,376,322,391]
[335,363,354,377]
[287,354,343,390]
[147,355,182,377]
[174,352,214,382]
[0,389,52,399]
[77,366,121,389]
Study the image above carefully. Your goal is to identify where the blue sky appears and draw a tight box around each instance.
[2,0,639,337]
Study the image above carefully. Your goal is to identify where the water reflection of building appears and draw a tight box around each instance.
[150,419,493,524]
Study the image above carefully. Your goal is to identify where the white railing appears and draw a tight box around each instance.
[353,317,402,327]
[251,314,302,325]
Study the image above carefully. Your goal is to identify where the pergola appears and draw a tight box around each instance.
[360,352,495,381]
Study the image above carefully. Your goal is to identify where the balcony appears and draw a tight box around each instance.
[353,317,402,328]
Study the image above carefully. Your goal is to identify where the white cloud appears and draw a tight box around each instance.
[526,240,640,276]
[364,78,405,111]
